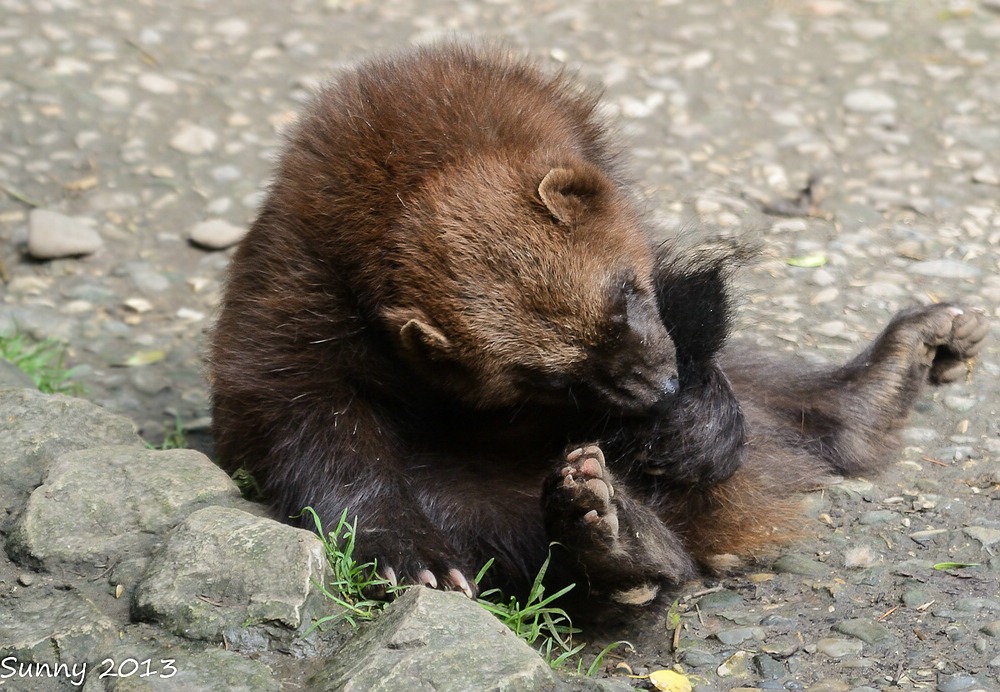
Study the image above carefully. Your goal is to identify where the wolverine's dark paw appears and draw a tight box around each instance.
[921,305,989,384]
[555,445,620,542]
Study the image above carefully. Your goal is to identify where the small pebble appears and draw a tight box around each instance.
[936,672,981,692]
[17,573,35,587]
[843,88,897,113]
[815,638,863,658]
[907,259,981,278]
[189,219,248,250]
[716,650,751,678]
[27,209,103,259]
[170,124,218,154]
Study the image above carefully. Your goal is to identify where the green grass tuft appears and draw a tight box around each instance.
[0,331,84,395]
[302,507,401,630]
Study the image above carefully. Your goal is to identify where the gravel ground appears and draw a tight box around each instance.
[2,1,998,689]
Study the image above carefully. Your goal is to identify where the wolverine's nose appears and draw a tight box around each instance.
[652,375,679,412]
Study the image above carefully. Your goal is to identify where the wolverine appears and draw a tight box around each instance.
[209,43,989,617]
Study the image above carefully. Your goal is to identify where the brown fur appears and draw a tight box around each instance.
[209,44,989,618]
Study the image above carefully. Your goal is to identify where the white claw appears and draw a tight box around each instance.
[448,568,474,599]
[417,569,438,589]
[382,566,397,587]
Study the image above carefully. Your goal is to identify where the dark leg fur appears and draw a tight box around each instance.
[722,303,989,476]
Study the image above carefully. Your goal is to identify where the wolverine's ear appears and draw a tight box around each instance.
[538,165,609,225]
[384,308,452,360]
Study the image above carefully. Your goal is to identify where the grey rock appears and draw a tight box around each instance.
[7,447,243,570]
[715,650,752,678]
[843,88,896,113]
[695,589,745,610]
[936,672,983,692]
[964,526,1000,548]
[83,637,281,692]
[859,510,899,525]
[773,553,829,577]
[0,359,36,388]
[169,124,218,154]
[753,653,786,680]
[27,209,104,259]
[0,388,142,519]
[132,506,329,642]
[715,627,764,645]
[815,638,863,658]
[907,259,982,278]
[0,590,117,671]
[189,219,248,250]
[833,618,893,645]
[982,621,1000,637]
[681,648,719,667]
[309,587,629,691]
[902,588,933,608]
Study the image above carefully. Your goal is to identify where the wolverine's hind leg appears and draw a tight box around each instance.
[727,303,988,477]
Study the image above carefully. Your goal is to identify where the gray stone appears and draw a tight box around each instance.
[0,590,117,672]
[843,88,897,113]
[169,124,218,154]
[27,209,103,259]
[936,672,983,692]
[715,627,764,645]
[833,618,893,645]
[815,638,863,658]
[716,650,752,678]
[0,359,36,388]
[83,637,281,692]
[189,219,248,250]
[773,553,829,577]
[7,447,244,570]
[695,589,745,610]
[132,506,329,642]
[753,653,786,680]
[964,526,1000,548]
[309,587,628,691]
[907,259,981,278]
[0,388,142,519]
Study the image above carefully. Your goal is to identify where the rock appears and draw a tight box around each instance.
[773,554,829,577]
[87,636,282,691]
[0,359,36,388]
[0,590,118,674]
[964,526,1000,548]
[752,653,786,680]
[132,506,330,642]
[169,124,218,154]
[843,89,897,113]
[27,209,103,259]
[715,627,764,645]
[0,388,142,518]
[936,672,983,692]
[833,618,893,645]
[309,587,629,691]
[7,446,245,570]
[716,650,752,678]
[815,638,863,658]
[189,219,248,250]
[971,163,999,185]
[138,72,180,95]
[907,259,981,278]
[695,589,745,610]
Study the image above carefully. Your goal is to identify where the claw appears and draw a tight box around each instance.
[447,568,475,599]
[417,569,438,588]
